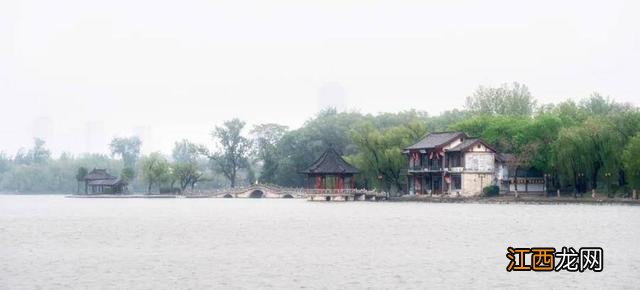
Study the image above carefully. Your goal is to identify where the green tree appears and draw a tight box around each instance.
[251,123,288,184]
[171,140,202,192]
[0,152,9,174]
[140,152,170,193]
[201,119,251,188]
[109,136,142,169]
[350,121,426,192]
[553,127,589,193]
[580,92,622,116]
[580,117,623,190]
[172,162,202,191]
[120,167,135,183]
[623,134,640,190]
[449,115,531,152]
[75,167,88,193]
[172,139,199,163]
[15,138,51,164]
[465,82,536,116]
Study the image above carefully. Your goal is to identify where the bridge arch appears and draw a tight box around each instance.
[249,190,264,198]
[282,194,294,198]
[223,193,234,198]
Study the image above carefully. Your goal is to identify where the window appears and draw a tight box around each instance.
[452,174,462,190]
[449,153,461,168]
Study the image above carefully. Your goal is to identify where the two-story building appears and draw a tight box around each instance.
[404,132,506,196]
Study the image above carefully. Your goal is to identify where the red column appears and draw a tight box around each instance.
[315,176,323,189]
[337,175,344,190]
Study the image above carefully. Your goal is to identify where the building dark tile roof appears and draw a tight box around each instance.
[84,169,116,181]
[405,132,466,150]
[88,179,126,186]
[300,148,359,174]
[448,138,479,151]
[499,153,515,163]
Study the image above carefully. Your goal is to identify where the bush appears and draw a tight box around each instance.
[159,187,181,194]
[483,185,500,197]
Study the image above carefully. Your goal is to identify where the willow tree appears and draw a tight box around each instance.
[623,134,640,193]
[349,121,426,192]
[140,152,170,193]
[553,127,590,193]
[580,117,623,190]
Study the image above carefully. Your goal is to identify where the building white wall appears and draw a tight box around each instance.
[464,152,494,172]
[461,172,493,196]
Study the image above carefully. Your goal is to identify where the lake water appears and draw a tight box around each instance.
[1,195,639,289]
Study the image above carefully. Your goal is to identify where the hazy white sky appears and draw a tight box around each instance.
[1,0,638,156]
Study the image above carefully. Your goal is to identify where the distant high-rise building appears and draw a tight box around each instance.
[317,82,348,111]
[31,115,54,143]
[84,121,107,154]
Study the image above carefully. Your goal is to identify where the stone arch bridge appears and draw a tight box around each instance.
[200,185,387,201]
[215,185,301,199]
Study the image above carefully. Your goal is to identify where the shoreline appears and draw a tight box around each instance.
[66,194,178,198]
[388,195,640,206]
[4,193,640,205]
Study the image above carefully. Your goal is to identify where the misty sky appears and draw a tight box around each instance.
[1,0,638,156]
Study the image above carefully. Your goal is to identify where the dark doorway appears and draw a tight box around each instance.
[432,175,443,194]
[249,190,264,198]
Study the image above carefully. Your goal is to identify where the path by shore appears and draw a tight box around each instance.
[389,195,640,205]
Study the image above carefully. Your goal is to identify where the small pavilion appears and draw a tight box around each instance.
[301,148,359,190]
[83,168,127,194]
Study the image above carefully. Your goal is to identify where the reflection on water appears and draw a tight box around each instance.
[1,195,639,289]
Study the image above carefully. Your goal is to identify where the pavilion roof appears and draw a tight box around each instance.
[87,179,127,186]
[300,148,359,174]
[84,168,117,181]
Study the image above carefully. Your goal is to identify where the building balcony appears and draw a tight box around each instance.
[408,166,465,173]
[408,165,445,172]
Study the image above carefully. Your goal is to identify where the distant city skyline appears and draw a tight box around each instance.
[1,0,639,156]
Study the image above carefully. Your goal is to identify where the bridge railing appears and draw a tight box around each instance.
[278,188,387,197]
[185,184,388,197]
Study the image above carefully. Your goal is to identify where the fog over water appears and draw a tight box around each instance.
[1,196,639,289]
[1,0,639,155]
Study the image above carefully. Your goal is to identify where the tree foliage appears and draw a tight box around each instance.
[465,82,536,116]
[171,140,202,191]
[349,121,426,192]
[140,152,170,193]
[250,123,288,184]
[623,134,640,189]
[2,84,640,195]
[109,136,142,169]
[202,118,252,188]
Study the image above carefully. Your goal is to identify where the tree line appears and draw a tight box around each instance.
[1,82,639,195]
